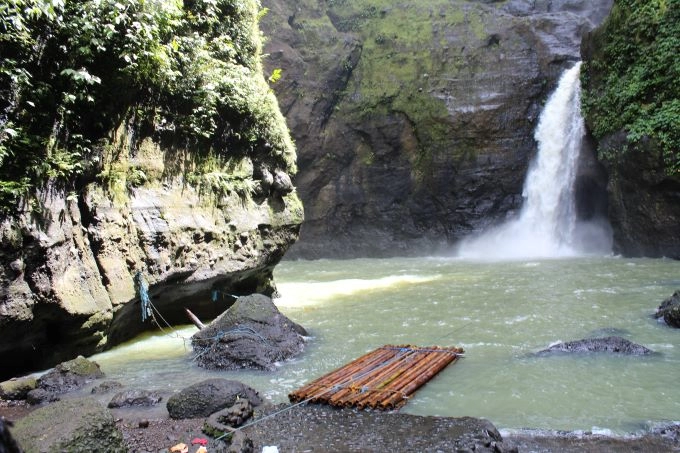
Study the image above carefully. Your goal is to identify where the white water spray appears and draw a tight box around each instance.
[458,62,610,260]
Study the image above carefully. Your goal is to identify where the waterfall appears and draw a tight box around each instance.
[457,62,610,260]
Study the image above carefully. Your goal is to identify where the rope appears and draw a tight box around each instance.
[135,271,152,322]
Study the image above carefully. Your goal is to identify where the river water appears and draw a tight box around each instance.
[92,255,680,436]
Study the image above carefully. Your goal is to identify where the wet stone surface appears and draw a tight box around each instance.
[241,404,511,452]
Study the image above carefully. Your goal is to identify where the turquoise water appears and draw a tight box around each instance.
[92,256,680,435]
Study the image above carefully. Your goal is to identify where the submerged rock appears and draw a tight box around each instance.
[12,397,125,452]
[90,380,123,394]
[655,290,680,328]
[191,294,307,371]
[107,389,163,408]
[167,378,262,420]
[536,336,653,355]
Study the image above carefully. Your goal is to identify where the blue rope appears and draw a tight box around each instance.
[135,271,152,322]
[211,290,239,302]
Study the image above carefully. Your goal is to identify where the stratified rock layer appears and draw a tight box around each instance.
[261,0,613,258]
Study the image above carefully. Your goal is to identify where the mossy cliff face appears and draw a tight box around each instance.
[581,0,680,258]
[0,0,302,379]
[260,0,613,258]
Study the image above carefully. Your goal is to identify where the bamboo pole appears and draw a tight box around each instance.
[289,345,463,410]
[384,348,457,397]
[380,349,460,408]
[289,347,396,402]
[327,348,416,406]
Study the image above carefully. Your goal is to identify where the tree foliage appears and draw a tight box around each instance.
[0,0,293,211]
[581,0,680,175]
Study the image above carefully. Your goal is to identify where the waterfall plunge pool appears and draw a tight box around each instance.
[92,255,680,436]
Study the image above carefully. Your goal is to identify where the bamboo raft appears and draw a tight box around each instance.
[288,344,464,410]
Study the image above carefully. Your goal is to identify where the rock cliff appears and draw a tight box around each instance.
[0,0,302,379]
[260,0,613,258]
[581,0,680,258]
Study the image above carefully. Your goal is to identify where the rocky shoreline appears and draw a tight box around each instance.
[3,397,680,452]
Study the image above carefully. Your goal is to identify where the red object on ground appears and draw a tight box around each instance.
[191,437,208,446]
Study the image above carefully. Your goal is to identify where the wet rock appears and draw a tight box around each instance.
[655,290,680,328]
[108,389,163,408]
[536,336,653,355]
[25,388,60,405]
[0,417,22,453]
[652,422,680,444]
[272,170,294,195]
[228,431,254,453]
[0,376,37,400]
[91,380,124,394]
[36,355,104,394]
[191,294,307,371]
[204,399,254,438]
[241,404,510,452]
[11,397,125,452]
[166,379,262,420]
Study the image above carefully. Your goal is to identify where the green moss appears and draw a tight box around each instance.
[325,1,496,176]
[0,0,297,212]
[581,0,680,175]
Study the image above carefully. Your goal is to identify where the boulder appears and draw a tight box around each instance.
[191,294,307,371]
[91,380,123,394]
[0,376,37,400]
[536,336,653,355]
[23,356,104,404]
[655,291,680,328]
[36,355,104,394]
[166,379,262,420]
[26,388,61,405]
[107,389,163,408]
[11,397,125,452]
[203,399,255,438]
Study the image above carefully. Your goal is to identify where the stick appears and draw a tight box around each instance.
[184,308,206,330]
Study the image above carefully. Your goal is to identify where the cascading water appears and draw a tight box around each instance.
[458,62,610,260]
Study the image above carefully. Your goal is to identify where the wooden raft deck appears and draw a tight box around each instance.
[288,344,464,410]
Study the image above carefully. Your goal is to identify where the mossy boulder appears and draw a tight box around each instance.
[36,356,104,393]
[0,376,37,400]
[12,397,125,452]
